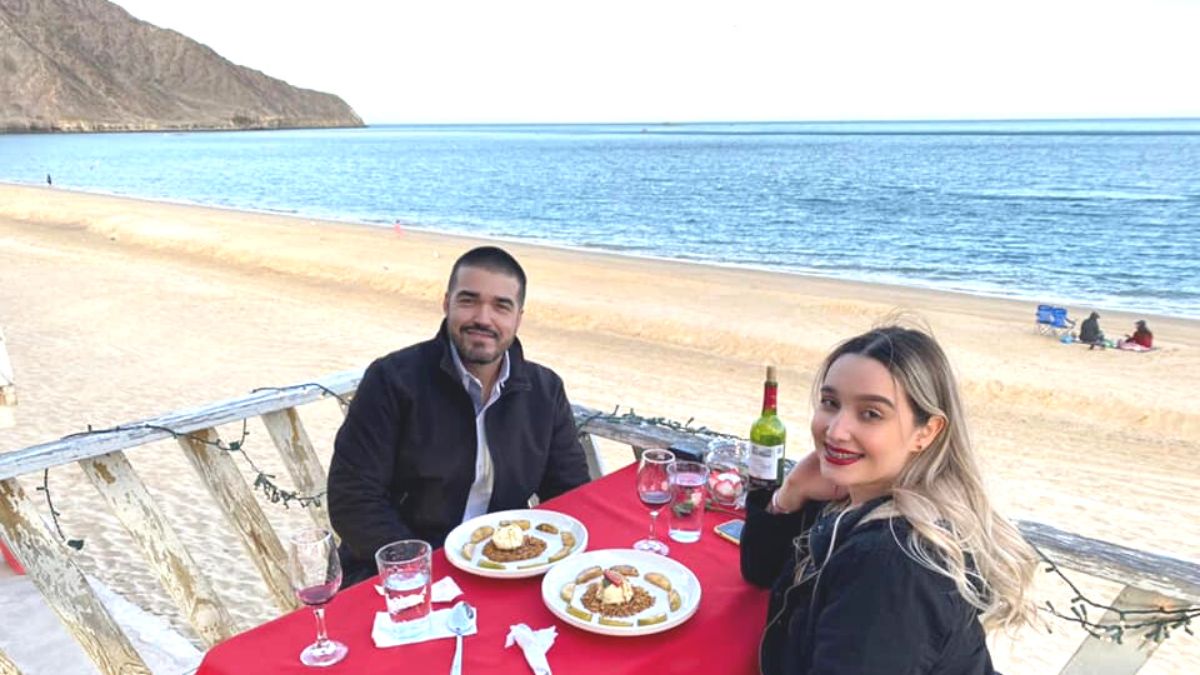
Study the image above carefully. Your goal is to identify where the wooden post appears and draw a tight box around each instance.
[1058,584,1181,675]
[79,451,238,647]
[579,433,605,480]
[176,428,297,613]
[260,408,331,530]
[0,327,15,430]
[0,478,150,674]
[0,646,21,675]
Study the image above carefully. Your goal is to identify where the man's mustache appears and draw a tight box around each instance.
[461,324,498,339]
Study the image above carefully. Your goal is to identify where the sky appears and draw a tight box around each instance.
[112,0,1200,125]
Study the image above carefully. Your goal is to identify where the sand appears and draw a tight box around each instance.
[0,183,1197,673]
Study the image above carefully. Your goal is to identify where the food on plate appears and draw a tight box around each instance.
[581,569,655,618]
[498,519,532,530]
[566,605,593,621]
[536,523,559,534]
[460,541,476,560]
[644,572,672,591]
[561,531,576,549]
[469,525,494,544]
[598,617,634,627]
[482,523,548,562]
[668,588,682,612]
[609,564,639,577]
[575,565,604,584]
[559,582,576,603]
[478,560,505,570]
[637,613,668,627]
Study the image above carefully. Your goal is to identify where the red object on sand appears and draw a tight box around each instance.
[0,539,25,575]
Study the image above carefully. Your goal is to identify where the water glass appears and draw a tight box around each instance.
[667,460,707,543]
[376,540,432,638]
[706,438,748,508]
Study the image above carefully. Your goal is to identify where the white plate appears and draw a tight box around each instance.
[540,549,702,637]
[444,509,588,579]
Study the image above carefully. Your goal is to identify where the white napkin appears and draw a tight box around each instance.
[505,624,557,675]
[374,576,463,604]
[371,607,478,648]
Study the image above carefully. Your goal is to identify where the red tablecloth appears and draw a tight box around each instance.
[197,465,767,674]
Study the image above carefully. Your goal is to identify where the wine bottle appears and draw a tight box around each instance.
[748,365,786,491]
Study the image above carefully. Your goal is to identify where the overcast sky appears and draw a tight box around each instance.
[112,0,1200,125]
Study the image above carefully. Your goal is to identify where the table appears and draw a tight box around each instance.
[197,464,767,674]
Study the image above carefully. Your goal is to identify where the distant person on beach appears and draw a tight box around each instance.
[46,173,51,186]
[1079,311,1105,349]
[328,246,591,586]
[741,326,1037,674]
[1119,320,1154,351]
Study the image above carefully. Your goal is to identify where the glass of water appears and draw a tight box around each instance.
[668,461,708,543]
[375,540,432,638]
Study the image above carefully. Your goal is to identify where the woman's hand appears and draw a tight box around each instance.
[774,451,846,513]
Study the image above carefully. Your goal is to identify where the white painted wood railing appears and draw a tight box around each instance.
[0,368,1195,674]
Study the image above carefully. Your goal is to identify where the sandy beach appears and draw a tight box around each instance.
[1,182,1197,673]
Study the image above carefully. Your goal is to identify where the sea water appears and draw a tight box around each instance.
[2,119,1197,318]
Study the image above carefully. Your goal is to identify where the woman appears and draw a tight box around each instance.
[1121,320,1153,350]
[741,326,1037,674]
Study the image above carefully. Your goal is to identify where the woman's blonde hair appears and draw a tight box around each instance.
[805,325,1037,633]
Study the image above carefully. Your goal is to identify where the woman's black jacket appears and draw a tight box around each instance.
[740,490,997,674]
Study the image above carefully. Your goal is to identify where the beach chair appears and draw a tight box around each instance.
[1035,304,1074,336]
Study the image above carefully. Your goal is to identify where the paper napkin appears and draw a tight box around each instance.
[505,623,557,675]
[371,606,478,648]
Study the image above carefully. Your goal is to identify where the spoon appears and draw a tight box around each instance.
[447,600,475,675]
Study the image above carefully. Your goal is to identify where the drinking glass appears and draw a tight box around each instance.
[376,540,433,638]
[633,448,675,555]
[668,460,708,543]
[706,438,748,509]
[287,528,349,667]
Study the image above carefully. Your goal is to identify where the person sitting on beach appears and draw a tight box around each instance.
[1118,320,1154,351]
[328,246,591,586]
[741,326,1037,674]
[1079,311,1105,349]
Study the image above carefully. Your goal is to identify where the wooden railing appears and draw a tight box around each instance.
[0,368,1197,674]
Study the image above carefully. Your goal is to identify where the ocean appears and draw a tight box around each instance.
[2,119,1198,318]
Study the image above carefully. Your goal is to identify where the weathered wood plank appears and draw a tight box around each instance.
[1018,520,1200,606]
[1058,584,1181,675]
[79,451,238,647]
[0,369,363,480]
[0,645,21,675]
[0,478,150,675]
[176,428,297,614]
[578,433,605,481]
[260,408,331,530]
[572,404,710,461]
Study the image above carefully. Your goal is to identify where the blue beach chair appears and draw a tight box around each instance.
[1036,304,1075,336]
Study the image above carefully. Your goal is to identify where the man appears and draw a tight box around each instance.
[1079,311,1105,350]
[328,246,591,585]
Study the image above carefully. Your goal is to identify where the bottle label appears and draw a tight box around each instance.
[747,442,784,481]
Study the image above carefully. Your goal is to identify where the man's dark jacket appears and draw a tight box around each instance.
[328,323,590,585]
[741,491,996,674]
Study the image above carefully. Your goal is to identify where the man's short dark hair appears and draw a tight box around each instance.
[448,246,527,305]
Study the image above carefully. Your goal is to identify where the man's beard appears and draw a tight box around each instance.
[454,324,507,365]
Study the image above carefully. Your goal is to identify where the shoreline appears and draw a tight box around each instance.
[4,180,1196,322]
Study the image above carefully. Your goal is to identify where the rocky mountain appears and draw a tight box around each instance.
[0,0,363,132]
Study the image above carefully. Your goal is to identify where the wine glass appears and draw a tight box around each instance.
[633,448,675,555]
[287,528,349,667]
